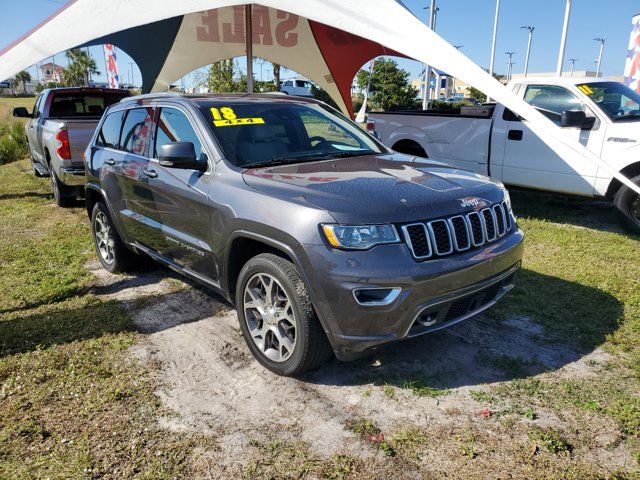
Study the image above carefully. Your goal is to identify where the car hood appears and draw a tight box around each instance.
[242,153,505,224]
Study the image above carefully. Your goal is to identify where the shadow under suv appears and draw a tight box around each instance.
[85,93,524,376]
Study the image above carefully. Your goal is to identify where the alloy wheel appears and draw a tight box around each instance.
[631,194,640,223]
[243,273,297,362]
[50,172,59,202]
[94,211,115,264]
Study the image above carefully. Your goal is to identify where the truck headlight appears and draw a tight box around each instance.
[321,224,400,250]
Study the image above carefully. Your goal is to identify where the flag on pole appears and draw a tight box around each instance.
[103,44,119,89]
[624,14,640,94]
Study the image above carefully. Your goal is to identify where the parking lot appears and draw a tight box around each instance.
[1,105,638,477]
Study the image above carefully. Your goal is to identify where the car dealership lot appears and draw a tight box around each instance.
[0,150,639,477]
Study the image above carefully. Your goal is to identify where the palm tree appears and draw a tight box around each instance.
[63,48,99,86]
[272,63,281,89]
[13,71,31,94]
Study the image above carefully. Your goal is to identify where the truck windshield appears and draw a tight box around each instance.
[48,91,129,118]
[577,82,640,121]
[198,101,384,168]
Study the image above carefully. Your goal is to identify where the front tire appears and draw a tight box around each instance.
[91,201,140,273]
[614,174,640,234]
[236,253,332,376]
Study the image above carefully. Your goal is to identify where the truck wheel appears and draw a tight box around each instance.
[91,201,140,273]
[236,253,333,376]
[50,171,74,207]
[614,174,640,235]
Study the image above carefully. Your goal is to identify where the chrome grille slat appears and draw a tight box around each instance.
[493,204,507,237]
[403,202,514,261]
[402,223,432,259]
[427,219,454,256]
[448,216,471,251]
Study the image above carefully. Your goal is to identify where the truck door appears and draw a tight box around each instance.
[501,84,603,196]
[28,94,45,162]
[147,106,216,279]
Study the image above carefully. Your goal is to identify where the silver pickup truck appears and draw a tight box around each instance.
[13,87,130,206]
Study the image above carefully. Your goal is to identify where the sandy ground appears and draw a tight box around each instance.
[87,260,631,476]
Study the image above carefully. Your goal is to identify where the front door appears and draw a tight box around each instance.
[501,84,604,196]
[148,106,215,279]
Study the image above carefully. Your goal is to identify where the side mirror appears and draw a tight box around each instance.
[561,110,588,129]
[13,107,32,118]
[158,142,205,171]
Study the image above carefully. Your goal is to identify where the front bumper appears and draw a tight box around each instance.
[301,228,524,360]
[58,166,86,186]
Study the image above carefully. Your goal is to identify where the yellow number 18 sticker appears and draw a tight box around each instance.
[211,107,265,127]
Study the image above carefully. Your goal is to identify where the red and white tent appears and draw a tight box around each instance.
[0,0,638,194]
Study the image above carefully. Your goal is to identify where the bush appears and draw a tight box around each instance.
[0,121,28,165]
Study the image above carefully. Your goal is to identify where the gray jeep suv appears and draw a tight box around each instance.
[85,93,524,376]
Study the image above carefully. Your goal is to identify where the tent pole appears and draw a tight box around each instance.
[245,4,253,93]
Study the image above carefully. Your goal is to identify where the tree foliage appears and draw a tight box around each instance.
[12,71,31,94]
[62,49,99,87]
[355,58,419,111]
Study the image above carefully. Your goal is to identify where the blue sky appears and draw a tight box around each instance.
[1,0,638,86]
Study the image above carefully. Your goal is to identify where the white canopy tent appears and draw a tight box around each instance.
[0,0,638,195]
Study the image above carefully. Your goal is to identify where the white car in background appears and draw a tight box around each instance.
[280,78,314,97]
[368,77,640,233]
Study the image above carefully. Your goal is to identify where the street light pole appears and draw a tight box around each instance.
[568,58,579,76]
[422,0,437,110]
[521,26,534,77]
[506,52,516,82]
[488,0,501,102]
[556,0,572,76]
[594,38,605,77]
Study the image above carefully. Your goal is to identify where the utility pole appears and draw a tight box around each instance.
[506,52,516,82]
[129,62,134,87]
[594,37,605,77]
[422,0,437,110]
[521,26,534,77]
[452,45,463,97]
[556,0,572,76]
[488,0,501,102]
[568,58,579,76]
[245,4,254,93]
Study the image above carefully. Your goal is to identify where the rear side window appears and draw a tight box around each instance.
[120,108,154,156]
[96,110,124,149]
[155,108,204,160]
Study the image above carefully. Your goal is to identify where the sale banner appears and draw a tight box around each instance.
[103,44,120,89]
[624,14,640,94]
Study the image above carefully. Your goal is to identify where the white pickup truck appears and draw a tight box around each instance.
[368,77,640,233]
[13,87,130,206]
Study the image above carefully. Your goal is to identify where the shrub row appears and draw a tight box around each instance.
[0,121,28,165]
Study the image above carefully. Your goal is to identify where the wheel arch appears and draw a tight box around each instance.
[392,138,428,158]
[605,162,640,199]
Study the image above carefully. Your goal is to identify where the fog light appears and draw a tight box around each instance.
[353,287,401,306]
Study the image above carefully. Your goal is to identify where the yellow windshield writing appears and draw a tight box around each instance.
[211,107,264,127]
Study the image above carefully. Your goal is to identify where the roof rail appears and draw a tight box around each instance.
[120,91,183,103]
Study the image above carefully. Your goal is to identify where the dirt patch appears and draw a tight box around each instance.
[89,263,631,477]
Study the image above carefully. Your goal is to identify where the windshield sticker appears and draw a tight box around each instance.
[578,85,594,95]
[210,107,264,127]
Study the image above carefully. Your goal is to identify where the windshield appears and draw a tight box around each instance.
[49,91,129,118]
[577,82,640,121]
[198,101,384,167]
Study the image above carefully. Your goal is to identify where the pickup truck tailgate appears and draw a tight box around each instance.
[64,119,99,167]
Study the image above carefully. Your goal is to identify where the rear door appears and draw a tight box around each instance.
[116,107,164,249]
[148,105,215,278]
[501,84,603,196]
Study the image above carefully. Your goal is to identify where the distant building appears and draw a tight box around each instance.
[39,63,64,83]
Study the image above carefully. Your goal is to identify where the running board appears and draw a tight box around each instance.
[33,162,50,177]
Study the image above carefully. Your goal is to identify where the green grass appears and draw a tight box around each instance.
[0,159,215,478]
[0,96,35,124]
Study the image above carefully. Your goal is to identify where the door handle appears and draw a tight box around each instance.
[104,158,115,166]
[143,169,158,178]
[508,130,524,141]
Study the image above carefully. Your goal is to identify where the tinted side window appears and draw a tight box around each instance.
[96,110,124,149]
[120,108,154,156]
[155,108,204,160]
[523,85,584,124]
[32,94,43,117]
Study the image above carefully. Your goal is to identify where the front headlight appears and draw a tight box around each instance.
[321,224,400,250]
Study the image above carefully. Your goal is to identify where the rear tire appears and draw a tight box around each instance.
[50,171,74,207]
[91,201,140,273]
[236,253,333,376]
[613,174,640,234]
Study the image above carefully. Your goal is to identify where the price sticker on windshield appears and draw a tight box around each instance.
[578,85,594,95]
[210,107,264,127]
